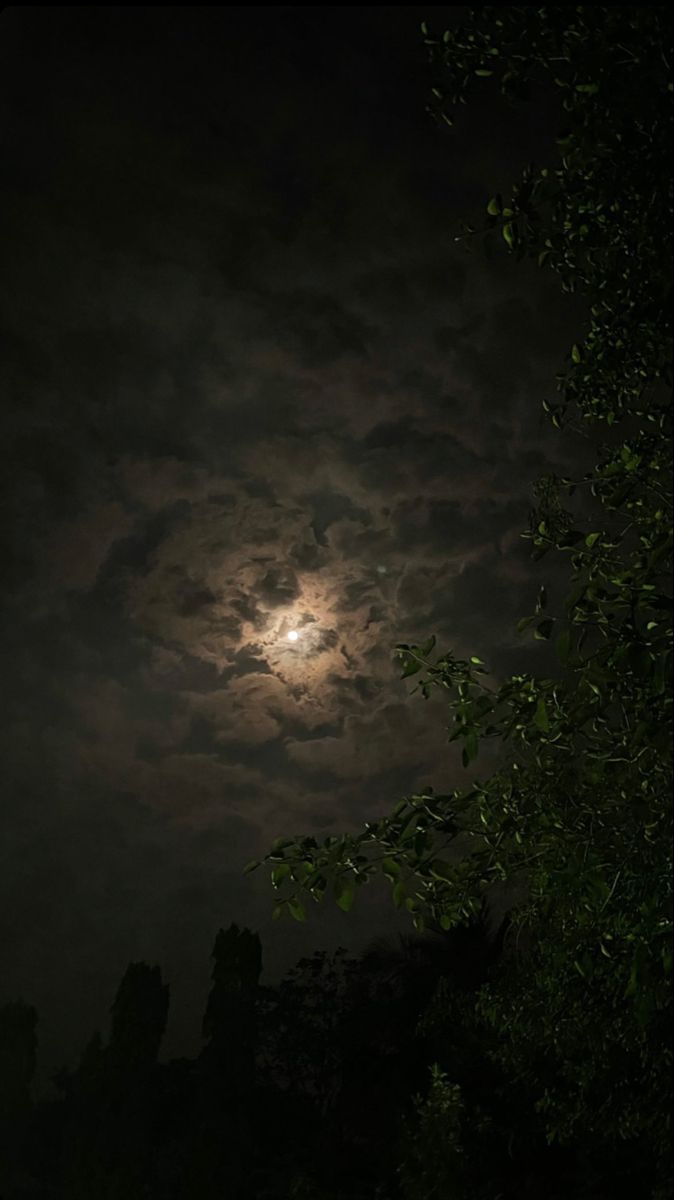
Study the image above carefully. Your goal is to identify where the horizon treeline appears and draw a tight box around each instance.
[0,907,663,1199]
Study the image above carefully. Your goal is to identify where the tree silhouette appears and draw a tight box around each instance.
[0,1000,37,1121]
[177,924,263,1199]
[53,964,169,1199]
[108,962,169,1077]
[361,896,510,1000]
[0,1000,37,1197]
[200,922,261,1089]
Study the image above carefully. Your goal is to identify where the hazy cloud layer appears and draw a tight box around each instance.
[0,7,587,1086]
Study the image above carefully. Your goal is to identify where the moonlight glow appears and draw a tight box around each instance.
[287,629,299,642]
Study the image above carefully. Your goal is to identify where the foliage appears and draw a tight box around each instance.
[396,1064,466,1200]
[256,947,359,1118]
[250,6,673,1193]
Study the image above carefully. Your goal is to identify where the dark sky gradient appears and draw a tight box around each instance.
[1,6,587,1091]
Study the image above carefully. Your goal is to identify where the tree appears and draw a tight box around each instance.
[200,922,261,1089]
[257,947,356,1119]
[247,8,673,1196]
[108,962,169,1076]
[0,1000,37,1123]
[179,925,263,1199]
[0,1000,37,1196]
[52,964,169,1200]
[396,1064,466,1200]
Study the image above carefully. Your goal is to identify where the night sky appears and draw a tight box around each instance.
[1,7,588,1091]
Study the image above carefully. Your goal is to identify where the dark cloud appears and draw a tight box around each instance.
[255,565,301,609]
[305,489,372,547]
[257,289,376,369]
[96,503,193,591]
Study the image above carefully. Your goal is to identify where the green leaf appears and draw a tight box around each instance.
[271,863,291,888]
[535,618,555,640]
[392,881,407,909]
[382,856,401,880]
[270,837,293,853]
[462,730,479,767]
[534,698,550,732]
[487,197,502,216]
[503,222,517,250]
[585,532,601,548]
[401,657,423,679]
[288,899,307,922]
[475,68,493,77]
[403,815,421,852]
[242,860,260,874]
[430,858,453,881]
[335,881,355,912]
[571,343,582,363]
[400,813,420,842]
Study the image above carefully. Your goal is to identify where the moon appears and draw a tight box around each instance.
[287,629,299,642]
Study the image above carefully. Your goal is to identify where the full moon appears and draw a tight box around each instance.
[287,629,299,642]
